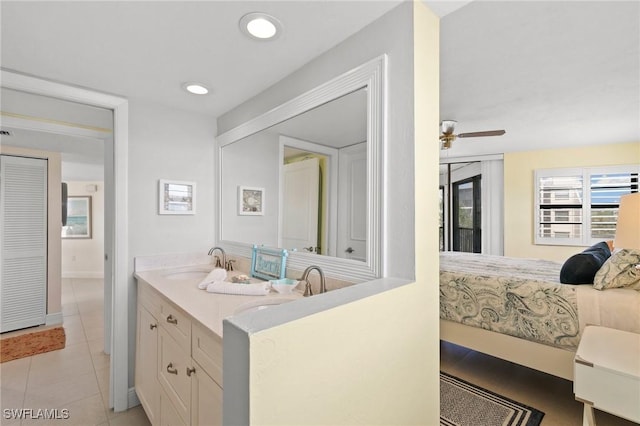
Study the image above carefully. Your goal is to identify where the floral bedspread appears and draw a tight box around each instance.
[440,252,580,350]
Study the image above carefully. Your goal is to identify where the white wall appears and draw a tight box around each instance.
[127,99,216,386]
[61,181,105,278]
[223,2,440,424]
[218,1,416,280]
[220,131,279,246]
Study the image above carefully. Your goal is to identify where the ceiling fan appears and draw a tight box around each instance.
[439,120,506,149]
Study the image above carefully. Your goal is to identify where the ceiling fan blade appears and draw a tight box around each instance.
[457,130,505,138]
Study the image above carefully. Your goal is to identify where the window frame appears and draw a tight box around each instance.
[534,164,639,246]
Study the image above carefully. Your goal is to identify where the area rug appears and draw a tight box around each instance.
[0,326,66,363]
[441,372,544,426]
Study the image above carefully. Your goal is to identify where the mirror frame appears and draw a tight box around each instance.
[216,55,386,282]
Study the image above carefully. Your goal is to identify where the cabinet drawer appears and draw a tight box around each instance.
[192,321,223,387]
[158,328,191,425]
[159,300,191,349]
[138,280,162,318]
[575,363,640,423]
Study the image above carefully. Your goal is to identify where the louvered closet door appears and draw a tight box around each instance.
[0,155,48,333]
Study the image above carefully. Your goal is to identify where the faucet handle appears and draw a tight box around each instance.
[302,279,313,297]
[214,255,223,268]
[225,259,235,271]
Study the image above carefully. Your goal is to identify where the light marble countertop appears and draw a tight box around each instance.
[134,264,302,338]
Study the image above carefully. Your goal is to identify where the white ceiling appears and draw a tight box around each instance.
[440,1,639,158]
[0,1,401,118]
[1,1,638,163]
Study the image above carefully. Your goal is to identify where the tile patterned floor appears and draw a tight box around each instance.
[0,278,150,426]
[440,340,638,426]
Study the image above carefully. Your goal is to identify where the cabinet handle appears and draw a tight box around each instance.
[166,363,178,375]
[166,315,178,325]
[150,323,157,330]
[186,366,196,377]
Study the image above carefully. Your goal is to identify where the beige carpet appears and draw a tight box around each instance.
[0,326,66,362]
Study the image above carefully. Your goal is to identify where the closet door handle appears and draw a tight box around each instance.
[166,363,178,375]
[166,315,178,325]
[186,366,196,377]
[150,323,157,330]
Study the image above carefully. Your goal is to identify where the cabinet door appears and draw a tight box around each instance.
[191,361,223,426]
[135,306,160,425]
[158,327,191,425]
[160,388,187,426]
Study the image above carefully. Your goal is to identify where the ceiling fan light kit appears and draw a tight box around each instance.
[439,119,506,149]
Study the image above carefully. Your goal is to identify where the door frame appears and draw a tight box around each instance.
[1,70,130,412]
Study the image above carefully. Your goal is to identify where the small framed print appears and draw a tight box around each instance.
[62,196,92,239]
[159,179,196,215]
[238,186,264,216]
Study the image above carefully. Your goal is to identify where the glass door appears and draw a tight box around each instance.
[452,175,481,253]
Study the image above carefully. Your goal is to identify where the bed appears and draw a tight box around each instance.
[439,251,640,380]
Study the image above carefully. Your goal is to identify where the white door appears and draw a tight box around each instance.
[0,155,48,332]
[281,158,320,253]
[337,143,367,261]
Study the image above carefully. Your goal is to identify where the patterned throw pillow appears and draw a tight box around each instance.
[593,249,640,290]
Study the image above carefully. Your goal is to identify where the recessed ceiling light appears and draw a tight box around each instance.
[182,82,209,95]
[239,12,282,40]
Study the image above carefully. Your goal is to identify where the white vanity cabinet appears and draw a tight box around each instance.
[135,280,223,426]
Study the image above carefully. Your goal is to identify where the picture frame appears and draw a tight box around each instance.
[159,179,196,215]
[238,186,265,216]
[62,196,92,239]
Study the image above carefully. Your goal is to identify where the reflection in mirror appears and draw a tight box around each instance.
[221,88,367,262]
[217,55,385,281]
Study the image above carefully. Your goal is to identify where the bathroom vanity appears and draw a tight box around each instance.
[134,261,300,425]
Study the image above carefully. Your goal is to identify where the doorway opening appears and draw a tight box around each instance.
[1,70,129,412]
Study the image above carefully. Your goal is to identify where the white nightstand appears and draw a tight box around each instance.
[574,326,640,426]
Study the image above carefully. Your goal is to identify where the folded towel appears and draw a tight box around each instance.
[206,281,270,296]
[198,268,228,289]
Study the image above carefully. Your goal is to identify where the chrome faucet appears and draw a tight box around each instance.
[299,265,326,297]
[207,247,226,269]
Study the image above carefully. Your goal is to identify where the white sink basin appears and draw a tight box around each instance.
[163,269,211,281]
[233,297,295,315]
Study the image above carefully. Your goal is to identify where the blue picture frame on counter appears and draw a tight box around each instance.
[250,245,288,281]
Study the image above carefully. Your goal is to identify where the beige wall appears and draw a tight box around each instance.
[0,145,62,319]
[504,141,640,262]
[245,3,440,424]
[62,181,104,278]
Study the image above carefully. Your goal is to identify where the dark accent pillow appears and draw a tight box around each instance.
[560,241,612,284]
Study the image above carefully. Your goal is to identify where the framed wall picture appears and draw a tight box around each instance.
[159,179,196,215]
[62,196,92,239]
[238,186,264,216]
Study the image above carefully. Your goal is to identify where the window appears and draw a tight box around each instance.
[535,165,639,246]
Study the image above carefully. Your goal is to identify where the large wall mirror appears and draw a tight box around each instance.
[217,55,386,281]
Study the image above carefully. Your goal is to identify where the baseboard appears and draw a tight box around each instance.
[128,387,140,409]
[46,312,63,326]
[62,271,104,279]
